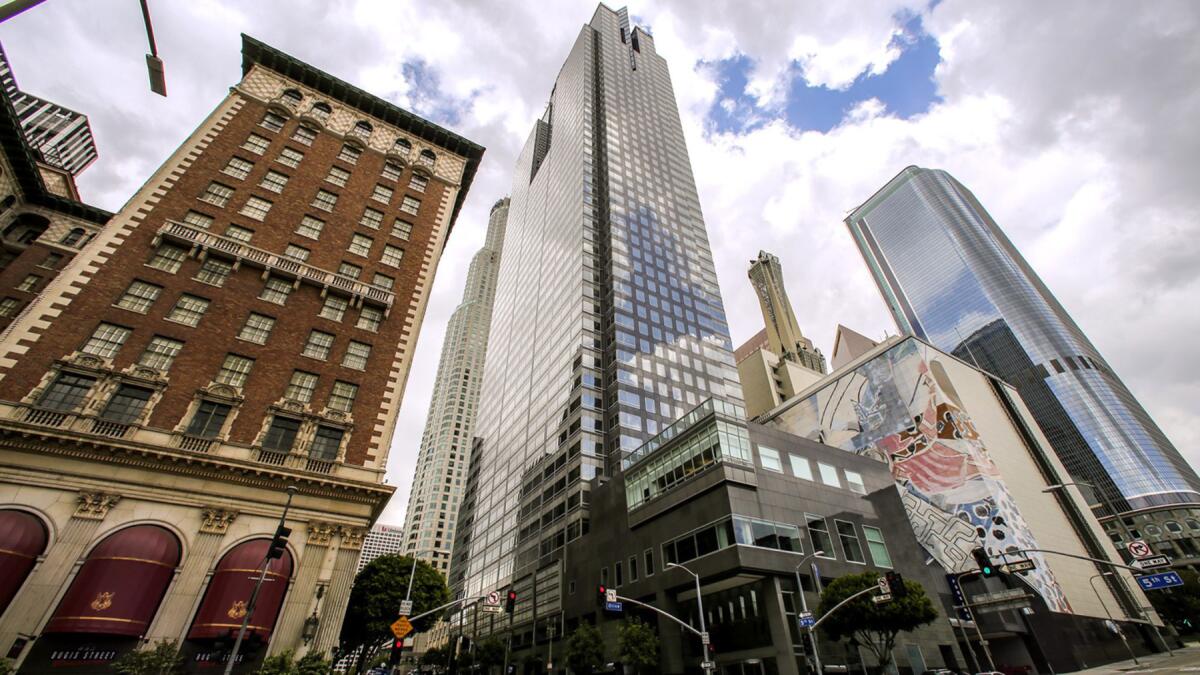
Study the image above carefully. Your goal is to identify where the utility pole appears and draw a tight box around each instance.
[793,550,825,674]
[668,563,714,674]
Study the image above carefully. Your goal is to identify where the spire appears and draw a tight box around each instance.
[747,251,826,373]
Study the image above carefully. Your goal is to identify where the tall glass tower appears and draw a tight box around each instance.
[400,198,508,576]
[451,5,743,600]
[846,166,1200,517]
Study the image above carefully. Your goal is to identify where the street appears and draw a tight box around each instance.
[1075,646,1200,674]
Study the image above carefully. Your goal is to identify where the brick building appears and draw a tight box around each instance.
[0,35,482,673]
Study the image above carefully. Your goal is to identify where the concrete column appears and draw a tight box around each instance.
[270,523,336,655]
[310,527,365,653]
[655,588,686,674]
[0,491,117,659]
[765,577,800,675]
[145,508,236,643]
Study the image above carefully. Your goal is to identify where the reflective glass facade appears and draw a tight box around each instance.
[846,166,1200,512]
[451,5,743,600]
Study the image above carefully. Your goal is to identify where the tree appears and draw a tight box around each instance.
[420,645,446,666]
[565,623,604,674]
[110,640,184,675]
[255,649,332,675]
[474,637,505,671]
[339,554,450,669]
[293,652,332,675]
[817,572,938,671]
[618,619,658,674]
[1147,569,1200,633]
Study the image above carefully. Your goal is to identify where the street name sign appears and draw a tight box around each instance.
[390,617,413,640]
[1137,571,1184,591]
[872,593,892,604]
[482,604,503,614]
[1133,555,1172,570]
[604,601,623,612]
[1004,559,1036,573]
[798,611,815,628]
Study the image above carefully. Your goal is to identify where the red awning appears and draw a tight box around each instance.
[187,539,293,641]
[45,524,180,637]
[0,510,48,615]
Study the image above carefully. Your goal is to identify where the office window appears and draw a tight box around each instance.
[371,184,394,204]
[338,262,361,279]
[283,244,310,261]
[239,196,273,221]
[200,183,236,209]
[167,295,209,327]
[138,336,184,370]
[39,252,64,269]
[224,225,254,243]
[818,462,840,488]
[357,306,383,332]
[260,110,286,132]
[259,170,289,194]
[291,125,317,146]
[337,144,362,164]
[644,549,654,576]
[372,273,394,290]
[318,295,349,322]
[789,455,814,481]
[147,244,188,273]
[328,381,357,412]
[309,425,344,461]
[241,133,270,155]
[215,354,254,387]
[382,162,403,181]
[60,228,86,246]
[302,330,335,360]
[259,276,292,305]
[37,373,95,412]
[400,195,421,215]
[311,189,338,212]
[277,147,304,168]
[81,323,131,358]
[296,215,325,240]
[836,520,865,563]
[381,245,404,267]
[221,157,253,180]
[629,556,638,582]
[342,341,371,370]
[16,275,39,292]
[195,258,233,286]
[806,515,835,559]
[862,526,892,568]
[285,370,319,402]
[348,233,373,257]
[392,219,413,240]
[238,313,275,344]
[360,208,384,229]
[409,174,428,192]
[844,470,866,495]
[115,280,162,314]
[101,385,153,424]
[186,400,231,438]
[182,210,214,229]
[0,298,20,317]
[758,446,783,473]
[615,561,623,587]
[325,166,350,187]
[263,416,301,452]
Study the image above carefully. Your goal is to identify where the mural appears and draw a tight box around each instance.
[773,339,1070,612]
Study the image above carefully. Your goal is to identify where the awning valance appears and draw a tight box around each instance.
[187,539,293,641]
[0,510,48,615]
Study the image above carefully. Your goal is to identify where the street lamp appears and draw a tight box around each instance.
[793,551,825,675]
[667,562,714,674]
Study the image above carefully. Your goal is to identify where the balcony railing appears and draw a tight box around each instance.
[158,221,395,308]
[175,434,215,453]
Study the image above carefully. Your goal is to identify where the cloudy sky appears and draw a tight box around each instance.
[3,0,1197,526]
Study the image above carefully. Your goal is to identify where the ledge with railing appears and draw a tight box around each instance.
[254,445,336,474]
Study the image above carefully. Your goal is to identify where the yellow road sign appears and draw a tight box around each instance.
[391,616,413,640]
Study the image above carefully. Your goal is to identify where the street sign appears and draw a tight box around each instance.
[605,588,618,603]
[877,577,889,593]
[1137,571,1184,591]
[798,611,815,628]
[487,591,501,606]
[701,661,716,670]
[700,631,710,645]
[482,604,503,614]
[1127,540,1152,558]
[390,617,413,640]
[1133,555,1172,570]
[604,601,623,612]
[1004,559,1036,573]
[399,600,413,615]
[872,593,892,604]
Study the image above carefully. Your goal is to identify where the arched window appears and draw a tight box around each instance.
[281,88,302,103]
[354,120,373,134]
[60,227,86,247]
[393,137,412,153]
[308,102,332,121]
[187,538,294,642]
[1166,521,1183,534]
[45,525,181,637]
[418,149,437,168]
[0,510,48,616]
[0,194,15,215]
[3,213,50,245]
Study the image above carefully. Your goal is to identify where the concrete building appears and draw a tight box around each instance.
[451,3,744,611]
[400,197,508,576]
[357,524,407,574]
[845,166,1200,562]
[0,35,482,673]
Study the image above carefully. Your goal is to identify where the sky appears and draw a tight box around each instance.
[3,0,1198,527]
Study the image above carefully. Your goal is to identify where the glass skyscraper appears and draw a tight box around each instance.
[451,5,743,600]
[846,166,1200,517]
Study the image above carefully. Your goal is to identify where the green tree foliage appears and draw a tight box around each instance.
[420,646,446,666]
[110,640,183,675]
[566,623,605,674]
[475,637,505,669]
[0,658,11,675]
[338,554,450,664]
[817,572,938,670]
[618,619,659,674]
[1147,569,1200,633]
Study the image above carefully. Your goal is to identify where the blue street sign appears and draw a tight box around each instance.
[605,601,624,612]
[1136,571,1184,591]
[799,616,815,628]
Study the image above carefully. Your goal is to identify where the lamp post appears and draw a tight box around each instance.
[1089,573,1138,665]
[667,562,714,674]
[793,550,825,675]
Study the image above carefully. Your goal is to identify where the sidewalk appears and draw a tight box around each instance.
[1071,645,1200,673]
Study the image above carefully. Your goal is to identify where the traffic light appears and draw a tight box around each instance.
[505,590,517,614]
[972,547,996,577]
[267,525,291,559]
[597,585,608,606]
[884,571,908,598]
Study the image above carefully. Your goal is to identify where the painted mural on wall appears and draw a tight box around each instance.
[773,339,1070,612]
